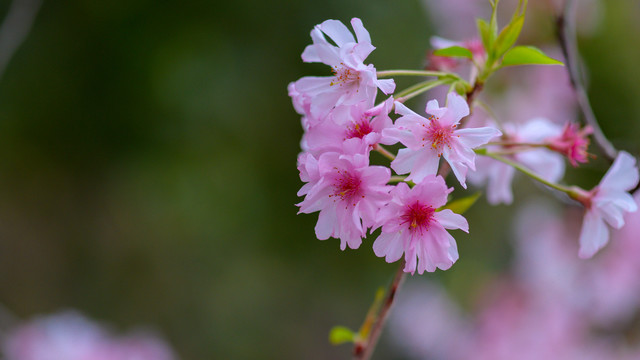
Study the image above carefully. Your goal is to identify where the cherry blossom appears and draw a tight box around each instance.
[302,97,395,156]
[373,176,468,274]
[384,92,501,187]
[469,118,566,204]
[546,122,593,167]
[573,151,639,258]
[297,142,392,250]
[291,18,395,120]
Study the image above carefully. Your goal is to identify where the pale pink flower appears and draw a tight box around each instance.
[577,154,639,256]
[546,122,593,167]
[469,118,566,204]
[292,18,395,120]
[462,280,589,360]
[388,280,470,360]
[373,176,468,274]
[583,191,640,325]
[384,92,501,187]
[302,97,395,156]
[3,311,176,360]
[574,151,639,258]
[297,142,392,250]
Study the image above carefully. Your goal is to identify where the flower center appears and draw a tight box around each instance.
[330,63,361,87]
[400,201,435,235]
[423,116,454,156]
[346,116,373,139]
[330,171,362,205]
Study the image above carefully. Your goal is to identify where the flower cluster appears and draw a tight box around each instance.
[290,19,504,274]
[290,15,639,275]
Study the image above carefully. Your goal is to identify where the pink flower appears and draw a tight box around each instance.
[292,18,395,120]
[384,92,501,187]
[573,151,639,258]
[468,118,566,204]
[372,176,468,274]
[302,97,395,156]
[546,122,593,167]
[297,143,392,250]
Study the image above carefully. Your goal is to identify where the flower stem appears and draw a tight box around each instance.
[376,69,450,78]
[388,176,406,184]
[486,141,546,148]
[374,144,395,161]
[395,79,450,103]
[353,260,407,360]
[481,151,573,193]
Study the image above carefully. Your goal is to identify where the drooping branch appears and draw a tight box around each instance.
[555,0,617,161]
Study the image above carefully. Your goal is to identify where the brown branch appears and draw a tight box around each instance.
[352,260,406,360]
[555,0,617,161]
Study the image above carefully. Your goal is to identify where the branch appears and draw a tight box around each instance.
[353,260,406,360]
[555,0,617,161]
[0,0,43,82]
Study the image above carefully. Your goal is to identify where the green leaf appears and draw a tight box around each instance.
[488,0,499,46]
[329,326,356,345]
[501,46,564,67]
[441,192,482,214]
[477,18,492,52]
[495,15,524,57]
[433,46,473,59]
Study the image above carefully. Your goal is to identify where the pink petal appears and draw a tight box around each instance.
[445,92,469,123]
[578,209,609,259]
[350,18,371,45]
[416,226,455,273]
[425,99,447,118]
[443,151,469,189]
[315,206,338,241]
[456,126,502,148]
[596,200,631,229]
[376,78,396,94]
[403,149,440,183]
[319,19,355,47]
[301,28,325,62]
[373,232,405,263]
[487,162,515,205]
[390,148,421,175]
[434,210,469,232]
[600,151,639,192]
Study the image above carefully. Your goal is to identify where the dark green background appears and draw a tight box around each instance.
[0,0,637,358]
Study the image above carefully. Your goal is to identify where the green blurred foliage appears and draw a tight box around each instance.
[0,0,637,359]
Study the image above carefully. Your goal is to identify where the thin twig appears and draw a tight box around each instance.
[0,0,43,82]
[555,0,617,160]
[353,260,406,360]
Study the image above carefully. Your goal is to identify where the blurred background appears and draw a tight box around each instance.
[0,0,638,359]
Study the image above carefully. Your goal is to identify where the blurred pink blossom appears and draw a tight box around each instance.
[574,151,639,258]
[4,311,176,360]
